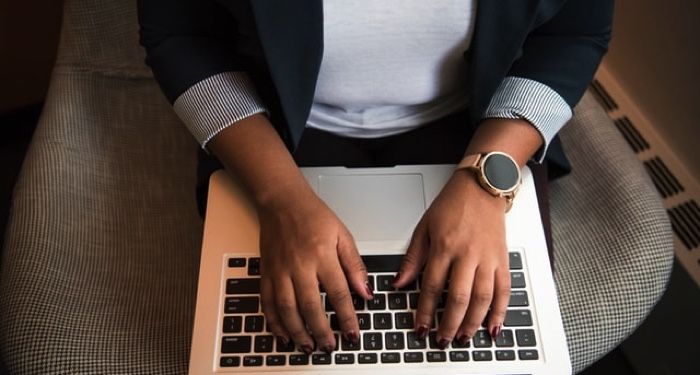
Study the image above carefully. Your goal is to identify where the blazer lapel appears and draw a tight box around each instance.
[250,0,324,146]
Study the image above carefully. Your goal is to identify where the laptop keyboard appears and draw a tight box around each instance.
[218,251,540,370]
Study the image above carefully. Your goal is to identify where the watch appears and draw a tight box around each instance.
[456,151,522,212]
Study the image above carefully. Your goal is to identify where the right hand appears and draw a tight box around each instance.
[257,186,373,354]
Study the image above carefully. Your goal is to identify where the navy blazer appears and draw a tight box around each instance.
[138,0,614,176]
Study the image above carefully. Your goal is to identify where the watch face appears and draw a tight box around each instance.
[482,153,520,192]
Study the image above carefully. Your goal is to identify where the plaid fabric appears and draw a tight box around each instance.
[0,0,673,373]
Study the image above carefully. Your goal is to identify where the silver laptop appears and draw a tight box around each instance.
[189,165,571,374]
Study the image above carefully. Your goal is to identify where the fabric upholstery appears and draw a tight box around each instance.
[0,0,673,374]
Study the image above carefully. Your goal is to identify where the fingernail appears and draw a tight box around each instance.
[458,334,470,346]
[347,331,359,343]
[322,343,334,354]
[392,271,402,285]
[364,281,374,298]
[490,324,502,338]
[438,338,450,350]
[301,344,313,355]
[416,325,428,340]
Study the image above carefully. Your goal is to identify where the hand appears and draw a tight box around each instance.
[257,186,373,354]
[393,170,511,348]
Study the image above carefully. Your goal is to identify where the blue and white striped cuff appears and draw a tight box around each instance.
[173,71,267,149]
[483,76,572,163]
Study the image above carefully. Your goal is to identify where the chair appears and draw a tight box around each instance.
[0,0,674,373]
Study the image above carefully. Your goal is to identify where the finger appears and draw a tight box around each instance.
[457,265,495,343]
[415,254,450,338]
[437,259,475,348]
[293,272,336,353]
[393,218,429,288]
[274,277,315,354]
[318,260,360,343]
[488,266,511,338]
[261,275,290,344]
[336,227,373,299]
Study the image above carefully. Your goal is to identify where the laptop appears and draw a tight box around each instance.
[189,165,571,374]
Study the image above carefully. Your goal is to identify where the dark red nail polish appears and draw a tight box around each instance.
[301,344,313,355]
[416,325,428,340]
[490,324,502,338]
[392,271,402,285]
[438,338,450,350]
[458,334,470,346]
[322,343,333,354]
[347,331,359,343]
[364,281,374,297]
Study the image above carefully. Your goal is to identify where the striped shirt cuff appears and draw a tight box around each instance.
[483,76,572,163]
[173,71,267,149]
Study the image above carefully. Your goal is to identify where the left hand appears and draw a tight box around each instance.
[392,169,511,348]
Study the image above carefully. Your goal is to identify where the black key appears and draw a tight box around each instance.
[220,356,240,367]
[335,353,354,364]
[381,352,401,363]
[334,334,340,351]
[496,350,516,361]
[409,293,419,309]
[226,278,260,295]
[450,351,470,362]
[289,354,309,365]
[504,310,533,326]
[221,336,251,353]
[361,255,402,272]
[404,352,424,363]
[312,354,331,364]
[266,355,286,366]
[428,331,439,349]
[363,332,383,350]
[406,332,426,349]
[519,349,539,360]
[511,272,526,288]
[329,314,340,331]
[341,335,361,351]
[243,355,263,366]
[377,275,395,291]
[427,351,447,362]
[325,296,333,312]
[367,294,386,310]
[254,335,273,353]
[225,297,259,314]
[509,291,529,307]
[244,315,264,332]
[495,329,515,347]
[358,353,378,364]
[388,293,407,310]
[357,313,371,330]
[373,313,392,330]
[276,337,295,352]
[352,294,365,310]
[473,350,493,361]
[385,332,405,350]
[223,316,242,333]
[473,330,492,348]
[508,252,523,270]
[247,257,260,276]
[516,329,537,347]
[399,279,417,291]
[395,312,414,329]
[228,257,246,268]
[437,311,444,326]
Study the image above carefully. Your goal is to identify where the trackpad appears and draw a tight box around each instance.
[318,174,426,241]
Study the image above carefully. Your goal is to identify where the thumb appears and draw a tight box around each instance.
[393,217,429,288]
[336,226,373,299]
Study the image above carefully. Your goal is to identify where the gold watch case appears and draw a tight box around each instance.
[456,151,522,212]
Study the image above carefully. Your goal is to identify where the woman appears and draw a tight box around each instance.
[138,0,613,355]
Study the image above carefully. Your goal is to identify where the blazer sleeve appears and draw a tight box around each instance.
[483,0,614,161]
[137,0,267,148]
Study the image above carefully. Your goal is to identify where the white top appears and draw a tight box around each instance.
[306,0,478,138]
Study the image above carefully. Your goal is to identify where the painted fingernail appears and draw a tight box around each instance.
[416,325,428,340]
[347,331,359,343]
[490,324,502,338]
[322,343,334,354]
[364,281,374,298]
[301,344,313,355]
[458,334,470,346]
[392,271,402,285]
[438,338,450,350]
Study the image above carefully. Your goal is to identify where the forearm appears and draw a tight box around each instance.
[464,118,543,167]
[208,114,313,208]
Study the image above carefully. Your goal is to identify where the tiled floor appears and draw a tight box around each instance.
[1,104,698,374]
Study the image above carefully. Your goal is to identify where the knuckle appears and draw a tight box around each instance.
[299,299,321,315]
[326,289,351,306]
[421,283,443,296]
[338,313,357,329]
[472,291,493,304]
[276,298,296,313]
[447,292,471,307]
[434,232,460,251]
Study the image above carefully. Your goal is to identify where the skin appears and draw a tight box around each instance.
[209,113,542,353]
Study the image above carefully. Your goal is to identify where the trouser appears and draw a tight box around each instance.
[196,110,554,266]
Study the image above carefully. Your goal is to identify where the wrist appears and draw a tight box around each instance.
[451,168,507,210]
